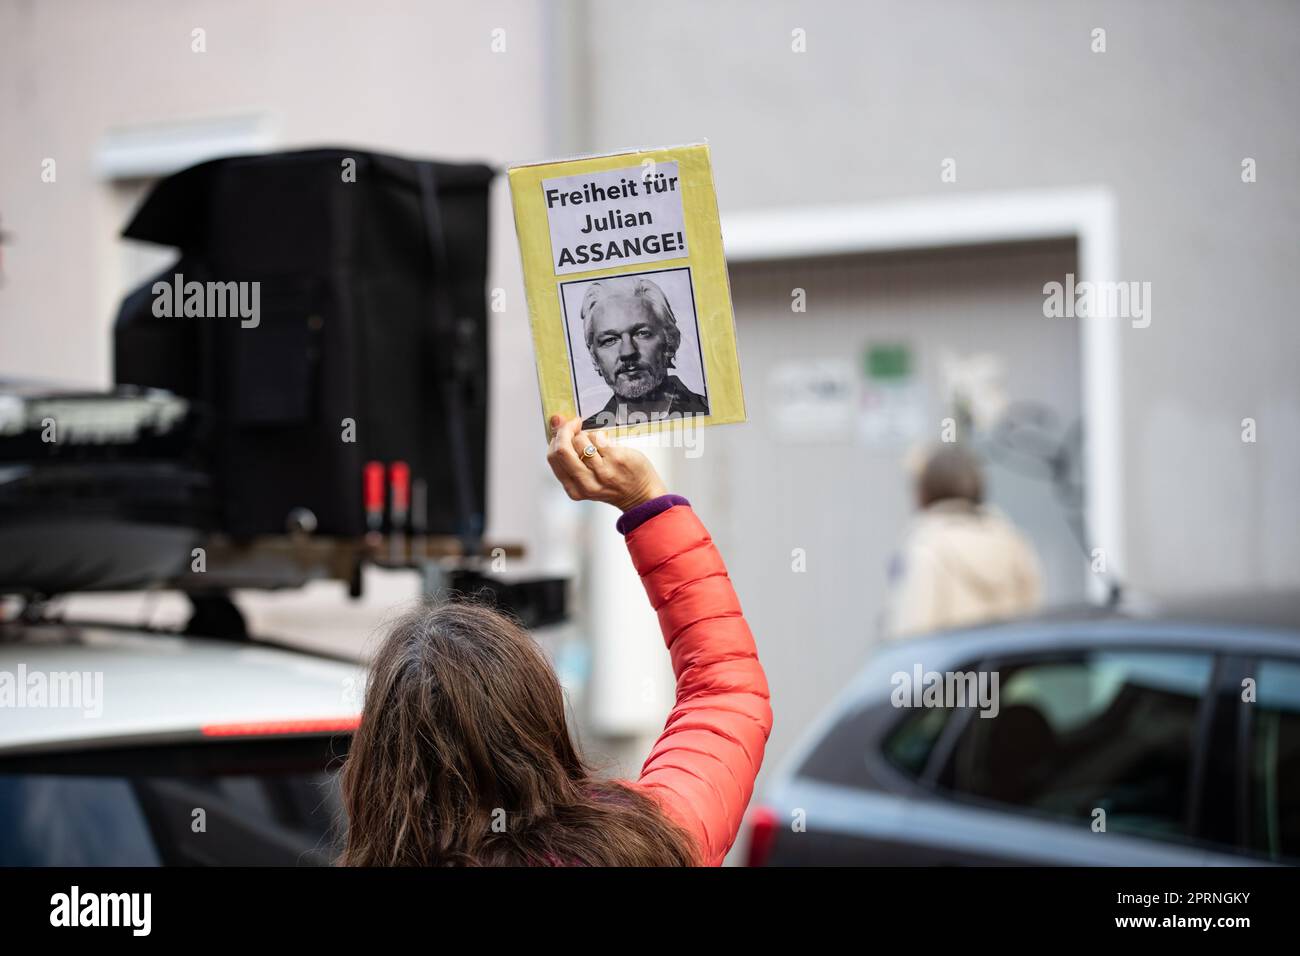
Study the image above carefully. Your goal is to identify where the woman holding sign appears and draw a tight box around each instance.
[338,415,771,866]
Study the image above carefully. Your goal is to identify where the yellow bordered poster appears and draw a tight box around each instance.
[507,143,745,437]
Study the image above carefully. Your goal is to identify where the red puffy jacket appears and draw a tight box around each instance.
[619,499,773,866]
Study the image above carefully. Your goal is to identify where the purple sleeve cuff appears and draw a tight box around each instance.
[616,494,691,536]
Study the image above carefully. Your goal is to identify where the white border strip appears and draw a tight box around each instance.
[95,114,274,180]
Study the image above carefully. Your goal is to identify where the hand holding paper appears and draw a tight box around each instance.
[546,414,667,512]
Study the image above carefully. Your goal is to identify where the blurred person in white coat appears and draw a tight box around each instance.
[885,444,1043,641]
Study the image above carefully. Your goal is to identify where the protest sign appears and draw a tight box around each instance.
[508,143,746,437]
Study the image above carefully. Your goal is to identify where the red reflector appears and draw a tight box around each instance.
[390,461,411,512]
[363,461,385,513]
[745,805,779,867]
[200,716,360,737]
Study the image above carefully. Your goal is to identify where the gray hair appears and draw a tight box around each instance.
[579,275,681,360]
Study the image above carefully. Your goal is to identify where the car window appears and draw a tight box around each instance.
[1248,658,1300,862]
[0,737,348,866]
[882,705,952,778]
[936,650,1213,843]
[0,776,161,866]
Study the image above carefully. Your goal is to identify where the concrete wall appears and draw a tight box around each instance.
[575,0,1300,596]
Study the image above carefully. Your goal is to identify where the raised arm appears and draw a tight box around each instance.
[545,415,773,866]
[619,496,772,866]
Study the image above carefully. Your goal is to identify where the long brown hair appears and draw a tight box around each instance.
[338,600,698,866]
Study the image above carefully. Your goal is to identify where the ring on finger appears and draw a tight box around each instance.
[581,444,598,459]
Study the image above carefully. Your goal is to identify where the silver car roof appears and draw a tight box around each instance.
[0,624,364,755]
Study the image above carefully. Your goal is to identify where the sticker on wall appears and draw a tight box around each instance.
[859,343,926,447]
[769,357,858,442]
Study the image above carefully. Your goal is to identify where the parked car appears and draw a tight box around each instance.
[0,620,363,865]
[747,591,1300,865]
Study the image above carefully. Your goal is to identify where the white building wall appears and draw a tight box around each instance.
[575,0,1300,596]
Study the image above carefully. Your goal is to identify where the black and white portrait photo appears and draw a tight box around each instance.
[559,268,710,430]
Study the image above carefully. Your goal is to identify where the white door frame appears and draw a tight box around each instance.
[721,187,1122,600]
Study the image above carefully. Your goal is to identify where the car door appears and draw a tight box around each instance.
[1237,654,1300,864]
